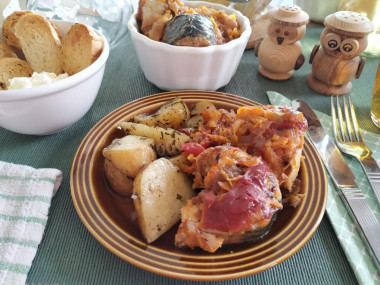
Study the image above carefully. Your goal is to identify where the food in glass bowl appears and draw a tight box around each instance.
[103,97,308,252]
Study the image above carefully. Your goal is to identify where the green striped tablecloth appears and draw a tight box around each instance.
[0,26,379,285]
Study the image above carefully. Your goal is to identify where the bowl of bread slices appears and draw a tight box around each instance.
[0,10,109,135]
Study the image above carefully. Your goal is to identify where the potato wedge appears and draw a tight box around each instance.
[102,135,156,178]
[134,97,190,129]
[190,101,216,115]
[185,114,203,128]
[104,159,134,196]
[132,158,195,243]
[119,122,190,156]
[168,153,191,170]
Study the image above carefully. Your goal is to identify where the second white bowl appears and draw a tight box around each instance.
[128,1,252,91]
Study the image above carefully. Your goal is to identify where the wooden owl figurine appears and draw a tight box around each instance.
[255,5,309,80]
[307,11,374,96]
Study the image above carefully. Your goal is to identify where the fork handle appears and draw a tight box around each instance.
[360,155,380,204]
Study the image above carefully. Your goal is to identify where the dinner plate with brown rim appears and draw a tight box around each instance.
[70,90,328,281]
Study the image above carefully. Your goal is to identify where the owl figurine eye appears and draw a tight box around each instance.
[283,28,298,41]
[268,23,282,36]
[328,39,339,48]
[322,33,341,50]
[340,39,359,55]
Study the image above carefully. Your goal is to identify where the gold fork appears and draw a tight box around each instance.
[331,95,380,204]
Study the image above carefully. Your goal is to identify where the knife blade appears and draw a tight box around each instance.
[292,99,380,267]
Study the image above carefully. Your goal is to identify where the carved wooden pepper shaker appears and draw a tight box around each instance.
[307,11,374,96]
[255,5,309,80]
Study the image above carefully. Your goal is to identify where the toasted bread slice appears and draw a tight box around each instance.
[61,23,103,75]
[0,40,17,59]
[2,10,33,50]
[2,11,63,50]
[14,13,63,74]
[0,58,33,90]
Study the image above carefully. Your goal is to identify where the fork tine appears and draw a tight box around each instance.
[331,97,342,142]
[343,95,355,142]
[336,96,349,142]
[347,96,363,142]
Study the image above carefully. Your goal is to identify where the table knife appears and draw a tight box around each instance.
[291,99,380,267]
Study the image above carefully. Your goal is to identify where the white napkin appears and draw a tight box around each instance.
[0,161,62,285]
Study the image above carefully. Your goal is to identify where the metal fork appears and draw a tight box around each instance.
[331,95,380,204]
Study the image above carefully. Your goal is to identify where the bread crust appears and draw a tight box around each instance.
[61,23,103,75]
[14,13,63,74]
[0,58,33,90]
[2,10,33,49]
[0,40,17,59]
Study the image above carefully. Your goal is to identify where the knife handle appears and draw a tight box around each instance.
[340,186,380,267]
[359,155,380,204]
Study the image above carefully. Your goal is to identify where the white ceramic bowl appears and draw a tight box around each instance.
[128,1,251,91]
[0,21,109,135]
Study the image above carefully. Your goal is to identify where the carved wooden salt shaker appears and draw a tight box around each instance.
[255,5,309,80]
[307,11,374,96]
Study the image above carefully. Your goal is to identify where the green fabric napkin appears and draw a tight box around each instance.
[267,91,380,285]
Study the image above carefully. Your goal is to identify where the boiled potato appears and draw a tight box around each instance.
[102,135,156,178]
[104,159,134,196]
[132,158,195,243]
[118,122,190,156]
[134,97,190,129]
[190,101,216,115]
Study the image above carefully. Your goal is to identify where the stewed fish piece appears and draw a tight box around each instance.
[163,14,217,46]
[175,146,282,253]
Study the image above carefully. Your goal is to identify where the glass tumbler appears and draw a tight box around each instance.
[371,60,380,128]
[18,0,133,49]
